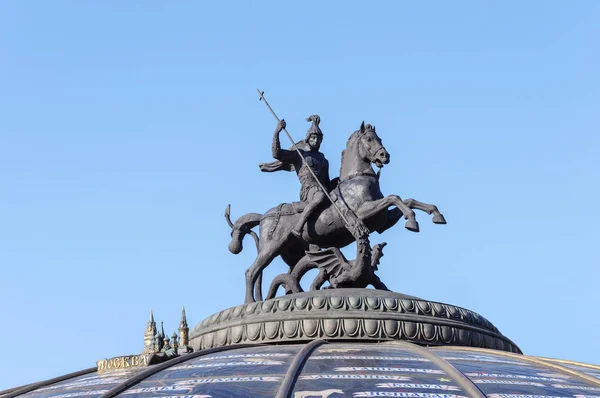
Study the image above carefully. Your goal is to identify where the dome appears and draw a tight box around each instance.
[2,290,599,398]
[2,339,600,398]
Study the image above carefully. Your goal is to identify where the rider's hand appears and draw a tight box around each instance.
[277,119,286,132]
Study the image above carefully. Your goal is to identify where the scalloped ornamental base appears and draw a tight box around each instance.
[189,289,521,354]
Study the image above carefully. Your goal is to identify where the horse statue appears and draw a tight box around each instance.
[228,122,446,303]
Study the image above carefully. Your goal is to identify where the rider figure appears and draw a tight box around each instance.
[270,115,333,238]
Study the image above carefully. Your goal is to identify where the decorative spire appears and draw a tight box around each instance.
[146,309,157,331]
[178,305,190,350]
[180,306,188,328]
[143,309,157,353]
[160,321,165,338]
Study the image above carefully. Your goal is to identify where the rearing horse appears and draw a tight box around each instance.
[228,122,446,303]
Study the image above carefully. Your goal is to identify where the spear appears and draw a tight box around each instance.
[257,89,352,228]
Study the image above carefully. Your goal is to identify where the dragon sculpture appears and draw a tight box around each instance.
[266,217,390,299]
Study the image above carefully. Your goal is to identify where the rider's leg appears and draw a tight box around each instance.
[291,189,326,238]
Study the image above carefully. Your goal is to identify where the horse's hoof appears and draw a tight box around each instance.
[433,213,447,224]
[405,219,420,232]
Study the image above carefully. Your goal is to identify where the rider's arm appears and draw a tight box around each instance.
[272,120,297,163]
[322,158,335,190]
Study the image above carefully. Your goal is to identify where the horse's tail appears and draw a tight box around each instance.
[225,205,261,254]
[266,273,302,300]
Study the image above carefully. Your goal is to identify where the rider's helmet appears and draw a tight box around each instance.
[305,114,323,142]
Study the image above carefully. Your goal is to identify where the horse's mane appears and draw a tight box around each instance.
[340,131,357,176]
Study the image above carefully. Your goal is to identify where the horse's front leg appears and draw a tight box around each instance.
[375,208,402,234]
[403,198,447,224]
[355,195,419,232]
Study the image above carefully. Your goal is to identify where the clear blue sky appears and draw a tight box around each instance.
[1,1,599,390]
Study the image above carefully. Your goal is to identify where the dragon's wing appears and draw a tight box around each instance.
[305,247,349,277]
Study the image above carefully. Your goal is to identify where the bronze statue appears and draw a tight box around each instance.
[225,91,446,303]
[228,108,446,303]
[260,116,336,238]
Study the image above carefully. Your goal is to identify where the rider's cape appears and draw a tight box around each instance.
[258,140,308,173]
[259,161,294,173]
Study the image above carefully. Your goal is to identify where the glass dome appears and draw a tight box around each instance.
[2,340,600,398]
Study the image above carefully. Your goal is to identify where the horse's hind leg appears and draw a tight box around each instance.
[403,198,446,224]
[245,248,278,303]
[255,274,263,302]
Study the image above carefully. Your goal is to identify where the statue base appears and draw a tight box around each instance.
[189,288,521,353]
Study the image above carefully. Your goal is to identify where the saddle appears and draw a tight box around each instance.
[273,189,339,216]
[262,202,304,219]
[262,190,339,239]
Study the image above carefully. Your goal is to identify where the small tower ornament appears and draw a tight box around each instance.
[142,309,157,354]
[178,305,192,354]
[171,331,179,352]
[153,328,164,353]
[162,334,171,353]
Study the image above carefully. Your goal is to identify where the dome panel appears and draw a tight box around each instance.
[292,342,473,398]
[13,369,146,398]
[433,347,600,398]
[4,342,600,398]
[541,359,600,380]
[113,344,302,398]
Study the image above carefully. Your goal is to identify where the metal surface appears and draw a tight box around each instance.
[190,289,521,353]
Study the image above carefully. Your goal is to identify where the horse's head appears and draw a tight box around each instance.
[340,121,390,181]
[355,121,390,168]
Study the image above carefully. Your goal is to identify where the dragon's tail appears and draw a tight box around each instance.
[290,255,319,280]
[225,205,261,254]
[266,273,303,300]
